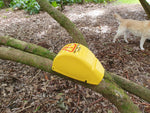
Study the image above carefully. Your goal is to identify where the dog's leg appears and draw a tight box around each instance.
[113,30,121,43]
[140,37,146,50]
[113,26,125,43]
[124,31,129,43]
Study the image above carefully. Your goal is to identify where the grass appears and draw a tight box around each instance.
[115,0,140,4]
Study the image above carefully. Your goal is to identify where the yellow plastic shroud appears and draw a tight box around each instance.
[52,43,104,85]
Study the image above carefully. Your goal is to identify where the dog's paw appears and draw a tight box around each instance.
[141,48,145,51]
[113,40,116,43]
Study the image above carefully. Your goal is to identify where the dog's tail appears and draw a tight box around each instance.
[114,13,123,21]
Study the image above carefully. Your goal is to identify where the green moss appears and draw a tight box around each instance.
[6,39,22,49]
[104,71,114,81]
[32,48,39,53]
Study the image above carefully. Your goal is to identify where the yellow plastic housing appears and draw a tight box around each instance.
[52,43,104,85]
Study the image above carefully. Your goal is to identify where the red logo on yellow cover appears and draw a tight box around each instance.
[62,43,77,52]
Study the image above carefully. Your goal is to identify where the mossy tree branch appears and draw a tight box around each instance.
[0,35,150,103]
[36,0,88,47]
[110,73,150,103]
[0,36,56,60]
[0,46,141,113]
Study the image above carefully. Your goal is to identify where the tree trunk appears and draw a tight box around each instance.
[0,46,141,113]
[139,0,150,18]
[81,0,85,4]
[3,0,11,8]
[36,0,88,47]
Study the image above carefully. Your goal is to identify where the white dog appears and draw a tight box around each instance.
[113,13,150,50]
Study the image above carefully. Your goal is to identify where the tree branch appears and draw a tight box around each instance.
[36,0,88,47]
[0,46,141,113]
[110,73,150,103]
[139,0,150,18]
[1,35,149,103]
[0,36,56,60]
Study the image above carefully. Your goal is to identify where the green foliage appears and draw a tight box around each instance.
[73,0,82,3]
[10,0,40,14]
[7,0,114,15]
[49,0,114,8]
[49,0,113,5]
[34,106,40,112]
[51,1,59,7]
[0,0,4,8]
[49,0,73,5]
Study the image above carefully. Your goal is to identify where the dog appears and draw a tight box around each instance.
[113,13,150,50]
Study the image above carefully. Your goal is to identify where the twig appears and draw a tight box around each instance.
[16,105,33,113]
[88,97,104,106]
[29,70,41,83]
[77,93,80,106]
[9,75,22,82]
[134,102,150,106]
[0,74,8,75]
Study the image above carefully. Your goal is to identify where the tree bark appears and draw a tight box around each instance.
[110,73,150,103]
[0,46,141,113]
[3,0,11,8]
[36,0,88,47]
[81,0,85,4]
[1,35,150,103]
[0,36,56,60]
[139,0,150,18]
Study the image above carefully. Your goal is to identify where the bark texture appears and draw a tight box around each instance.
[0,36,56,60]
[36,0,88,47]
[0,46,141,113]
[110,73,150,103]
[139,0,150,18]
